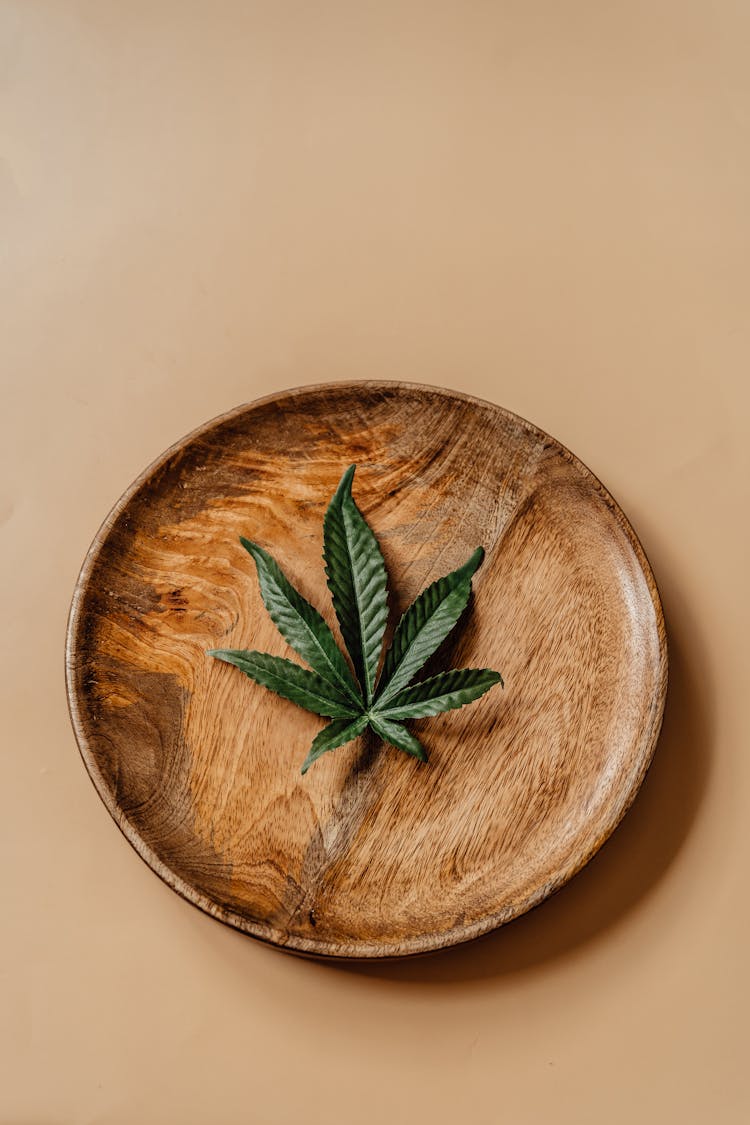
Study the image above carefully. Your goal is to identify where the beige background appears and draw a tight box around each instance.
[2,2,749,1122]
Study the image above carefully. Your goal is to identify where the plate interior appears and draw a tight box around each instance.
[66,384,667,957]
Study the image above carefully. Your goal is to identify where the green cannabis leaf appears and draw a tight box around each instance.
[208,466,503,773]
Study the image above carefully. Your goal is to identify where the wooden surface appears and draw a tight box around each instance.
[66,383,666,957]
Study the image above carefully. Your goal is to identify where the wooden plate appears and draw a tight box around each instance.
[66,383,667,958]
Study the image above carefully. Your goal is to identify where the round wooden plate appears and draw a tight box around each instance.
[66,383,667,958]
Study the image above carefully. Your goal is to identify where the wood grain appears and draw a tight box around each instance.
[65,382,667,958]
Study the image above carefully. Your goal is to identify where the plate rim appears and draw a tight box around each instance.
[65,379,668,958]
